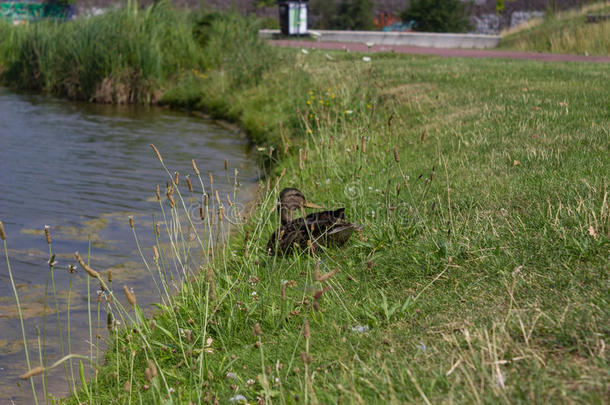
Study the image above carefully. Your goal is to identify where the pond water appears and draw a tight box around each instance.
[0,89,259,402]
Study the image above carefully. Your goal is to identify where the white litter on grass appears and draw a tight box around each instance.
[351,325,370,333]
[362,56,371,62]
[417,342,427,352]
[325,53,334,60]
[301,48,309,54]
[366,41,375,48]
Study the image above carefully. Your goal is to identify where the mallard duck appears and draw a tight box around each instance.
[266,188,361,255]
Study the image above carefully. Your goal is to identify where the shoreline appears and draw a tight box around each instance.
[2,9,609,403]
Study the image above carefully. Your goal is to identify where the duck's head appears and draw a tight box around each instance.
[278,188,321,224]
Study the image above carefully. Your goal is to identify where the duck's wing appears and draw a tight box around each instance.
[304,208,345,225]
[325,222,363,246]
[266,219,309,255]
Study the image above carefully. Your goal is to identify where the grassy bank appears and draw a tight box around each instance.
[499,2,610,55]
[1,5,609,404]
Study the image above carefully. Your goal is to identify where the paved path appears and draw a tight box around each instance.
[271,40,610,63]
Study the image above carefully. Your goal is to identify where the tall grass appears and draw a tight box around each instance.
[0,0,204,103]
[499,2,610,55]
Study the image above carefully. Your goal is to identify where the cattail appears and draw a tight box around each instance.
[307,239,316,255]
[313,287,330,301]
[129,216,134,228]
[300,352,312,364]
[226,194,233,206]
[123,285,136,307]
[44,226,51,244]
[174,172,179,186]
[148,360,157,378]
[144,361,157,382]
[153,246,159,262]
[107,270,113,283]
[215,190,221,206]
[393,146,400,163]
[0,221,6,240]
[20,366,44,380]
[314,267,338,282]
[299,148,304,170]
[192,159,200,175]
[218,207,224,221]
[149,144,163,162]
[155,223,160,237]
[186,176,193,193]
[361,137,367,153]
[75,252,100,279]
[303,319,310,339]
[224,159,229,171]
[204,194,209,206]
[208,172,214,186]
[252,323,262,336]
[168,194,175,208]
[155,185,161,201]
[208,281,216,301]
[107,312,114,331]
[199,207,205,221]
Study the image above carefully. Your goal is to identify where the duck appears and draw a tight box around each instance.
[266,188,361,255]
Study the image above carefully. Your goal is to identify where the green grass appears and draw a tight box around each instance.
[0,7,609,405]
[499,2,610,55]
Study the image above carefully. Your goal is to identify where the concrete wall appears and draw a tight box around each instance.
[260,29,501,49]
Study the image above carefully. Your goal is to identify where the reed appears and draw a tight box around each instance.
[0,0,204,102]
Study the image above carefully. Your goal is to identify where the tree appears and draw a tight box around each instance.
[401,0,473,33]
[310,0,339,29]
[334,0,375,30]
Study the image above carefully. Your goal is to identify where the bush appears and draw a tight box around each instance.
[401,0,473,33]
[310,0,374,30]
[335,0,375,30]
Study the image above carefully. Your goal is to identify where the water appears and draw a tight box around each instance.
[0,89,259,402]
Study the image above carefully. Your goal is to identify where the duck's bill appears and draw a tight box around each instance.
[303,202,323,209]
